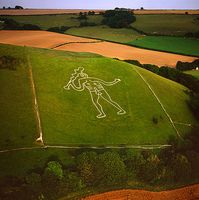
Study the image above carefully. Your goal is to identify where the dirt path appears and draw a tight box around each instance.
[0,30,197,67]
[82,184,199,200]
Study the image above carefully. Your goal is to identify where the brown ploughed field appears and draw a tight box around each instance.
[0,30,197,66]
[82,184,199,200]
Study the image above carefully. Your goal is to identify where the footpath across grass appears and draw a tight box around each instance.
[128,36,199,57]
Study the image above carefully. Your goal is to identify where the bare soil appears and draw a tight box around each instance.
[82,184,199,200]
[0,30,197,66]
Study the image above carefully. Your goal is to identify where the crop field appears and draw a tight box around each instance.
[0,43,196,149]
[0,9,199,16]
[185,70,199,79]
[132,14,199,35]
[0,30,196,67]
[128,36,199,57]
[66,25,142,43]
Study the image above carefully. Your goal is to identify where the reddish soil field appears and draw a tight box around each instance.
[0,30,197,67]
[82,184,199,200]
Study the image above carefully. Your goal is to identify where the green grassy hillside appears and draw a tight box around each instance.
[0,45,36,150]
[0,44,196,148]
[132,14,199,35]
[185,70,199,79]
[128,36,199,56]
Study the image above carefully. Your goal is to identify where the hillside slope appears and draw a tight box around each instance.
[0,44,196,149]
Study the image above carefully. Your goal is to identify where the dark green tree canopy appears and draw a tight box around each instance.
[102,10,136,28]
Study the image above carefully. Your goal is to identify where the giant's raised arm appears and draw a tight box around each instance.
[89,77,121,86]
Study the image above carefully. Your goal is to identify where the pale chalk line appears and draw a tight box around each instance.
[0,146,42,153]
[132,66,182,139]
[27,51,44,145]
[0,144,171,153]
[63,67,126,118]
[174,121,192,127]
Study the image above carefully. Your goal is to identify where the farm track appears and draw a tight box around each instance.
[0,30,197,67]
[0,144,172,154]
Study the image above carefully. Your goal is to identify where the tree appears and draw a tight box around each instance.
[78,12,87,20]
[140,7,144,10]
[169,154,191,182]
[43,161,63,181]
[97,151,126,186]
[3,6,5,9]
[15,5,23,9]
[42,161,64,198]
[77,151,98,186]
[102,10,136,28]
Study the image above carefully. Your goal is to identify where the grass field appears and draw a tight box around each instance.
[132,14,199,35]
[2,14,199,36]
[0,14,102,30]
[66,25,142,43]
[0,43,197,149]
[0,45,36,150]
[184,70,199,79]
[128,36,199,57]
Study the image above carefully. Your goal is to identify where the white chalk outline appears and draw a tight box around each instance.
[64,67,126,118]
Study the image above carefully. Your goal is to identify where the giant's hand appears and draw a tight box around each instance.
[63,85,70,90]
[115,78,121,83]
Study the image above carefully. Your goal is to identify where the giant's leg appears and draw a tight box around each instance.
[100,90,126,115]
[90,92,106,118]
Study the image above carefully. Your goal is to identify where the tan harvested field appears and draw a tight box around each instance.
[0,9,104,15]
[55,41,196,67]
[82,184,199,200]
[0,30,197,66]
[0,9,198,15]
[0,30,97,49]
[133,9,199,15]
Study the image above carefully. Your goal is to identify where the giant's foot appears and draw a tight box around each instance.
[97,113,106,118]
[117,110,126,115]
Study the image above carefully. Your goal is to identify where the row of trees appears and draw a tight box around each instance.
[102,9,136,28]
[2,5,23,9]
[0,18,41,30]
[1,133,199,200]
